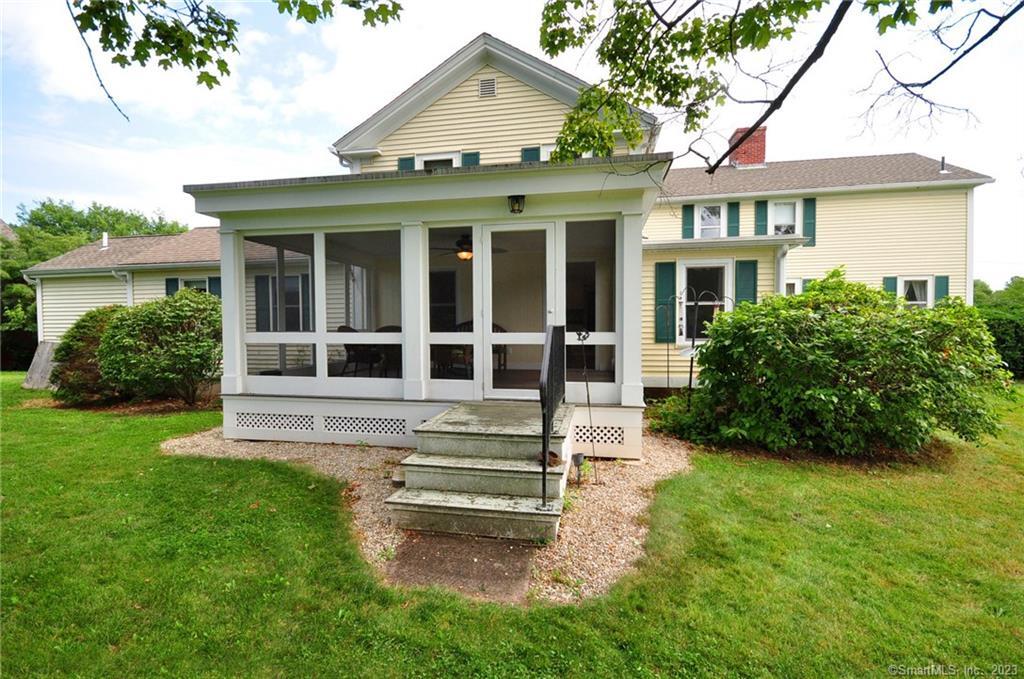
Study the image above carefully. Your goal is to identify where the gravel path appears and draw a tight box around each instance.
[161,428,692,603]
[530,432,692,602]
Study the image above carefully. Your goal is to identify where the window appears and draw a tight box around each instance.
[254,275,310,331]
[901,277,933,309]
[397,157,414,171]
[415,151,460,170]
[785,279,802,296]
[679,260,733,341]
[698,205,723,239]
[772,201,797,235]
[521,146,541,162]
[182,278,208,292]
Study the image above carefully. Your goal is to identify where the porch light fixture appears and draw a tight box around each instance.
[507,194,525,214]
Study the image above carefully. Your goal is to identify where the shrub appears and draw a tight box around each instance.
[51,305,125,404]
[980,307,1024,377]
[649,270,1012,457]
[98,289,222,405]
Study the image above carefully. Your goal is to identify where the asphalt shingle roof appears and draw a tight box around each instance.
[25,227,221,273]
[661,153,990,198]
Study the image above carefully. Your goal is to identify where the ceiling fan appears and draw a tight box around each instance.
[430,233,506,261]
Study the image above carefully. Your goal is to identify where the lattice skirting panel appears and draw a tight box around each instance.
[569,406,644,460]
[573,424,625,446]
[223,395,451,447]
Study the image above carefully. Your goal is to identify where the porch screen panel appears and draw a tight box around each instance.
[323,230,403,380]
[428,227,475,381]
[323,231,402,332]
[565,220,616,333]
[491,229,546,387]
[243,234,315,335]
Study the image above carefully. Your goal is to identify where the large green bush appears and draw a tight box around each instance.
[980,307,1024,377]
[50,305,125,404]
[98,289,222,405]
[650,270,1011,457]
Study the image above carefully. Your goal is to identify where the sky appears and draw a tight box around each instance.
[2,0,1022,287]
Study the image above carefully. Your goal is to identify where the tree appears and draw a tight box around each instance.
[65,0,402,121]
[538,0,1024,169]
[0,200,188,336]
[974,279,994,306]
[66,1,1021,171]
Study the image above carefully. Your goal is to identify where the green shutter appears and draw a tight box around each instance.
[255,275,271,331]
[461,151,480,167]
[521,147,541,162]
[882,276,897,295]
[682,204,694,239]
[654,262,676,343]
[802,197,816,246]
[165,278,179,296]
[754,200,768,236]
[935,275,949,302]
[208,276,221,299]
[397,157,415,171]
[727,202,740,237]
[735,260,758,304]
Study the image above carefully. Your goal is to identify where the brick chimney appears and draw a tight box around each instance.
[728,127,766,167]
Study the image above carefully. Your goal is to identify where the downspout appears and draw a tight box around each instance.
[775,245,790,295]
[111,269,133,306]
[22,271,44,343]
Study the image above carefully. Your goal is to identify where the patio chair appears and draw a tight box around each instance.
[452,320,508,371]
[335,325,381,376]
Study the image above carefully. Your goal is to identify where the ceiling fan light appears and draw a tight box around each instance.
[456,249,473,261]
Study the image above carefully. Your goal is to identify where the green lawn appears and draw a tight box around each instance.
[2,371,1021,677]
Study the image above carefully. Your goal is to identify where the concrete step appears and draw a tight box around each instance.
[386,488,562,541]
[401,453,568,499]
[415,401,575,460]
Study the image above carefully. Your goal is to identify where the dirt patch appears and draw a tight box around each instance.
[17,396,218,415]
[386,532,537,604]
[530,432,692,603]
[162,428,406,566]
[161,427,693,604]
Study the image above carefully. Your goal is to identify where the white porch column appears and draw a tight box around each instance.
[220,230,244,394]
[620,212,645,407]
[401,221,427,400]
[775,245,788,295]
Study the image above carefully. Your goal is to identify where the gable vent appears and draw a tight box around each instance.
[478,77,497,98]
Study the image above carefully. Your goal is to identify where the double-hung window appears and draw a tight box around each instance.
[698,205,724,239]
[772,201,798,235]
[255,274,311,331]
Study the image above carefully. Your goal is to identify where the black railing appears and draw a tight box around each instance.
[538,325,565,509]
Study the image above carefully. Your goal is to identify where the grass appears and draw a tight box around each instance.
[2,371,1022,677]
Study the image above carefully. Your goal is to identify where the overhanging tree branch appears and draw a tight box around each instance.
[65,0,130,122]
[706,0,853,174]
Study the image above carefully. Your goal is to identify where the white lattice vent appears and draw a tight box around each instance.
[574,425,625,446]
[323,415,406,437]
[236,412,314,432]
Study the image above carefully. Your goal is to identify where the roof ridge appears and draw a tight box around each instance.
[666,151,935,173]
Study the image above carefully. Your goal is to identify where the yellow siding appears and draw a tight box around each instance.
[362,65,571,172]
[132,268,221,303]
[644,200,760,241]
[785,188,969,298]
[40,275,127,341]
[641,246,778,380]
[645,188,969,299]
